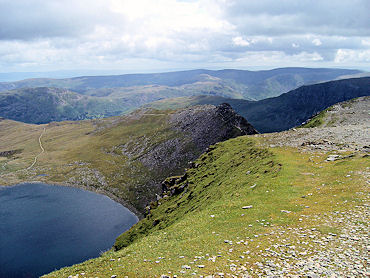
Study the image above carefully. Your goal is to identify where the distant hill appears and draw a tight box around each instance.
[0,87,130,124]
[0,82,247,124]
[147,77,370,133]
[0,67,361,100]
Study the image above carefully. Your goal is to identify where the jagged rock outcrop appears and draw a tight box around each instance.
[123,104,256,174]
[117,104,257,213]
[170,103,257,149]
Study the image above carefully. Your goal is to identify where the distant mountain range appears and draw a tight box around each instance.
[147,77,370,133]
[0,68,368,129]
[0,67,362,100]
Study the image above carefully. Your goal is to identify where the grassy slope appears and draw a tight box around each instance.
[0,119,93,185]
[0,112,181,214]
[44,135,368,277]
[0,119,45,178]
[299,109,328,128]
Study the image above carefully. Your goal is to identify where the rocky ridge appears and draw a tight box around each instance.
[259,96,370,152]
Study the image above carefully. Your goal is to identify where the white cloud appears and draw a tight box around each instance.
[293,51,323,61]
[108,0,233,41]
[361,39,370,46]
[232,36,250,46]
[312,38,322,46]
[334,49,370,63]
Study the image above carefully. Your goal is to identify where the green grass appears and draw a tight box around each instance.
[300,109,327,128]
[43,136,369,277]
[316,225,340,235]
[114,138,282,250]
[340,97,357,108]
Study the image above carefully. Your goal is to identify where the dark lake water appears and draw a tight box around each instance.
[0,183,138,278]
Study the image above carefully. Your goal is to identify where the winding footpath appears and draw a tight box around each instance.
[27,127,46,170]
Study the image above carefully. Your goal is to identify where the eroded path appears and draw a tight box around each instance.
[27,127,46,170]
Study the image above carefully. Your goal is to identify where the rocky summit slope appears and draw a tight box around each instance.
[0,104,256,216]
[45,96,369,277]
[169,103,257,150]
[264,96,370,152]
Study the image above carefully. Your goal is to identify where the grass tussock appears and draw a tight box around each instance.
[300,109,327,128]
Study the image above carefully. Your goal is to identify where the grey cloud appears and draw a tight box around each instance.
[0,0,119,40]
[229,36,367,52]
[226,0,370,37]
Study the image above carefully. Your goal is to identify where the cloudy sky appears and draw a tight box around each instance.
[0,0,369,74]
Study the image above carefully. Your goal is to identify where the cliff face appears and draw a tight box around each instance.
[170,103,257,149]
[125,104,257,181]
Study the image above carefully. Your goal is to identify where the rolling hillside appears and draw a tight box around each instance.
[0,87,130,124]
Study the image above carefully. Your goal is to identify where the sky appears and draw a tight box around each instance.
[0,0,369,74]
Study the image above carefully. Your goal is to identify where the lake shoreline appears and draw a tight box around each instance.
[0,182,139,278]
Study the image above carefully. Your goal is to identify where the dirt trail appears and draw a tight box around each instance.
[142,113,168,116]
[27,127,46,170]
